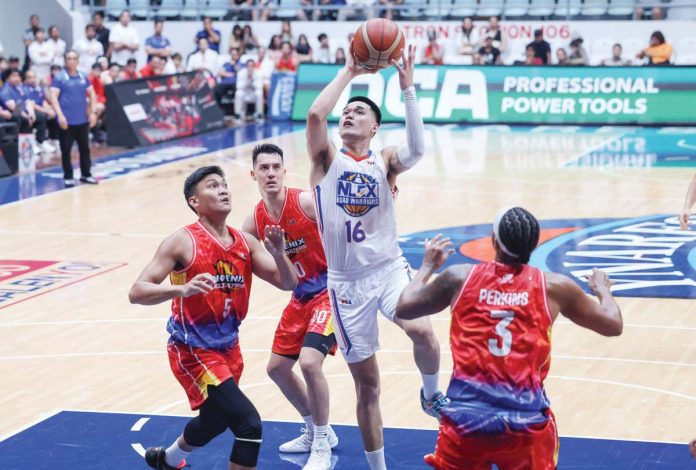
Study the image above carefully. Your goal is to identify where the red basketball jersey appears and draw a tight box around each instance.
[168,222,252,350]
[443,261,553,435]
[254,187,327,300]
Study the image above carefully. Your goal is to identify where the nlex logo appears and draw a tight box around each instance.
[399,215,696,299]
[336,171,380,217]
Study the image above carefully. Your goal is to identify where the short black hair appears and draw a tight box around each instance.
[252,143,284,167]
[2,68,20,82]
[318,33,327,41]
[534,28,543,37]
[183,166,225,213]
[93,11,104,19]
[153,17,164,25]
[496,207,540,264]
[86,23,96,32]
[347,96,382,124]
[127,58,137,65]
[651,31,665,44]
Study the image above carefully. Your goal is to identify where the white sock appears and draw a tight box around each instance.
[365,447,387,470]
[314,424,329,441]
[164,440,190,468]
[302,415,314,436]
[421,372,440,400]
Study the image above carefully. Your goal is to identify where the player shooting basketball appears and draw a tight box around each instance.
[305,34,445,470]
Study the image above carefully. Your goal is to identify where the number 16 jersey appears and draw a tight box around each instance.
[314,148,401,280]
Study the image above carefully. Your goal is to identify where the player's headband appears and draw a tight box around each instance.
[493,206,519,259]
[347,96,382,124]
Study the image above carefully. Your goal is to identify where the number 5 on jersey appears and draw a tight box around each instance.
[345,220,366,243]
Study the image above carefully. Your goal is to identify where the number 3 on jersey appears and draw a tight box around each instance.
[489,310,515,357]
[345,220,366,243]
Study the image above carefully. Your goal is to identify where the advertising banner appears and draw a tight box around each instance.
[292,64,696,125]
[105,71,224,147]
[269,72,297,122]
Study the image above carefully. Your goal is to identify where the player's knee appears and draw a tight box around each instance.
[298,353,323,378]
[266,361,286,382]
[355,376,380,404]
[403,320,437,346]
[231,408,263,440]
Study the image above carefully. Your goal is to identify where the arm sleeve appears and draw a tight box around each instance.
[395,85,425,169]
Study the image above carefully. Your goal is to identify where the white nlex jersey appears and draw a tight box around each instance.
[314,148,401,279]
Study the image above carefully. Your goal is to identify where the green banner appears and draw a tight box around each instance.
[292,64,696,125]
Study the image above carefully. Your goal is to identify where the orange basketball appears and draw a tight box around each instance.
[351,18,405,70]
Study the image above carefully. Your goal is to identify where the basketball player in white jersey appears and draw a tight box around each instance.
[305,45,444,470]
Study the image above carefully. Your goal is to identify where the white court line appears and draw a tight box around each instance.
[130,417,150,432]
[130,443,146,457]
[0,409,63,443]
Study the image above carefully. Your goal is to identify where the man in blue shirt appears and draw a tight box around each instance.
[1,68,52,154]
[50,50,99,188]
[24,69,57,151]
[145,18,172,64]
[214,48,241,118]
[195,16,222,53]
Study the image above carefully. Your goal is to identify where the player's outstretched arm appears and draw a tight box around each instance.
[383,45,425,177]
[246,225,297,291]
[129,230,213,305]
[679,173,696,230]
[396,235,470,320]
[547,269,623,337]
[306,46,370,185]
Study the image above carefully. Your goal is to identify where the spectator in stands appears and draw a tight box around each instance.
[171,53,185,73]
[423,29,445,65]
[0,92,12,123]
[110,10,140,67]
[479,35,502,65]
[268,34,283,62]
[242,25,260,53]
[8,57,21,70]
[568,38,589,66]
[315,33,332,64]
[275,41,298,72]
[295,34,313,63]
[23,69,56,129]
[280,20,295,44]
[93,12,110,58]
[255,46,275,96]
[636,0,664,20]
[187,38,220,75]
[230,24,245,53]
[459,18,480,65]
[555,48,569,65]
[75,24,105,75]
[339,0,377,20]
[232,0,255,20]
[636,31,672,65]
[87,63,106,144]
[140,56,165,78]
[48,26,67,67]
[472,53,483,65]
[145,18,172,63]
[100,62,122,86]
[601,43,631,66]
[256,0,276,21]
[515,45,542,65]
[315,0,341,21]
[235,59,264,122]
[480,16,506,53]
[2,68,51,154]
[49,64,63,85]
[51,50,98,187]
[196,16,222,53]
[527,29,551,65]
[215,48,241,117]
[23,14,41,73]
[0,58,8,79]
[379,0,403,19]
[335,47,346,64]
[28,29,55,84]
[122,58,140,80]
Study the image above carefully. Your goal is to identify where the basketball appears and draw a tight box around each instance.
[351,18,405,70]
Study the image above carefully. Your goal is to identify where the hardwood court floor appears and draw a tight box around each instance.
[0,124,694,449]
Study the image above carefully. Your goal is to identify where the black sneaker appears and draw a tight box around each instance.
[80,176,99,184]
[144,447,183,470]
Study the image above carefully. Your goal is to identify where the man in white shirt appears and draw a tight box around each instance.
[235,59,264,122]
[48,25,67,67]
[315,33,332,64]
[601,43,632,66]
[28,28,55,83]
[186,38,219,76]
[74,24,105,74]
[109,10,140,67]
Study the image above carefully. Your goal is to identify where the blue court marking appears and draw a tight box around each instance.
[1,411,694,469]
[0,122,304,206]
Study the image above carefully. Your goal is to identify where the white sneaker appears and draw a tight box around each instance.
[279,426,339,453]
[40,141,56,153]
[31,142,41,155]
[303,440,332,470]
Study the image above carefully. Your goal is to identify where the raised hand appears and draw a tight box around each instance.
[181,272,215,297]
[587,268,615,295]
[391,44,416,90]
[264,225,287,258]
[422,234,454,272]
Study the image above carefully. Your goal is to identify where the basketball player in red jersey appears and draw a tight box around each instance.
[129,166,297,470]
[242,143,338,470]
[396,207,624,469]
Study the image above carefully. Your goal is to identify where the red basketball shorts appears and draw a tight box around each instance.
[167,340,244,410]
[272,290,336,357]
